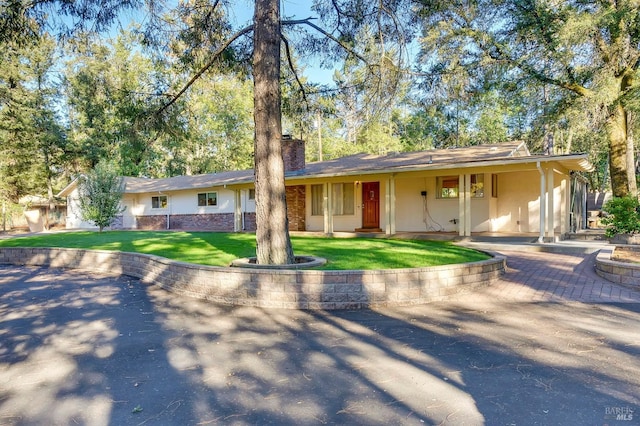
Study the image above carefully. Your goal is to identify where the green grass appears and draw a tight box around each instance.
[0,231,490,270]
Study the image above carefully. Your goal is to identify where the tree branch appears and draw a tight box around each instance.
[281,17,369,64]
[156,24,253,116]
[281,33,309,108]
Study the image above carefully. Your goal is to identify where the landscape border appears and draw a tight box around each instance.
[0,247,506,309]
[595,246,640,288]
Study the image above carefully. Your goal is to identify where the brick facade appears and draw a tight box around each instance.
[131,206,304,232]
[282,138,305,172]
[169,213,235,231]
[243,212,256,231]
[137,215,167,230]
[285,185,306,231]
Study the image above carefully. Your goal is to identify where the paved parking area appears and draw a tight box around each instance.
[1,247,639,425]
[468,249,640,303]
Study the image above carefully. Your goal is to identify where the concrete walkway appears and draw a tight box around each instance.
[1,242,639,425]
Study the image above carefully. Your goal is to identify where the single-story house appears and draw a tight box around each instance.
[58,140,593,241]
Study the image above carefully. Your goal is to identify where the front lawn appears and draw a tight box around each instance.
[0,231,490,270]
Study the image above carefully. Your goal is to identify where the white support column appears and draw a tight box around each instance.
[233,190,242,232]
[458,174,465,237]
[323,183,333,234]
[546,168,555,240]
[561,176,569,234]
[537,162,546,243]
[386,177,396,235]
[464,174,472,237]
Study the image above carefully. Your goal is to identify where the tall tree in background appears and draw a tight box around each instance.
[416,0,640,198]
[0,35,65,203]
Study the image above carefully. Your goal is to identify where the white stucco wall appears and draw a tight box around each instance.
[131,188,239,216]
[394,174,494,233]
[495,171,532,232]
[64,188,98,229]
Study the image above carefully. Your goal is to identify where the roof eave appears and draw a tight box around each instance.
[285,154,593,181]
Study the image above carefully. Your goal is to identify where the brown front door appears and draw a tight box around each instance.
[362,182,380,229]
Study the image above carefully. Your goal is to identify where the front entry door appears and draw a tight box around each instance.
[362,182,380,229]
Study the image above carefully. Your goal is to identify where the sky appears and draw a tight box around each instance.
[228,0,337,86]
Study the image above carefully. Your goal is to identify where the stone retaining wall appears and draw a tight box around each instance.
[595,247,640,287]
[0,247,506,309]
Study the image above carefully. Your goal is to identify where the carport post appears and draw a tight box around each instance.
[537,162,546,243]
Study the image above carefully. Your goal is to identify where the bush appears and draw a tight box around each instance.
[601,196,640,238]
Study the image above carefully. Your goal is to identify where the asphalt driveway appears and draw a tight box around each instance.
[1,249,639,425]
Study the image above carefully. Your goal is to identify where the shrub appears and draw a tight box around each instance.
[601,196,640,238]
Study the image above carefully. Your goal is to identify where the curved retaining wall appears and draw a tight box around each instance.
[0,247,506,309]
[595,247,640,288]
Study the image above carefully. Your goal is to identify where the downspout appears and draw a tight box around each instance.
[242,190,246,231]
[537,162,545,243]
[166,194,171,230]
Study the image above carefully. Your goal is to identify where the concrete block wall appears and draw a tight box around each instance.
[0,247,505,309]
[595,247,640,287]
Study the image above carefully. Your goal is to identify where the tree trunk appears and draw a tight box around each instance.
[606,103,638,198]
[252,0,295,265]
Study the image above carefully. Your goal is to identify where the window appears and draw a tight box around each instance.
[197,192,218,207]
[248,189,255,200]
[471,174,484,198]
[436,174,484,198]
[311,184,323,216]
[310,183,355,216]
[152,195,168,209]
[332,183,355,215]
[437,176,459,198]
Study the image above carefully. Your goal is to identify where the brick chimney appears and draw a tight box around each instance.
[282,137,305,172]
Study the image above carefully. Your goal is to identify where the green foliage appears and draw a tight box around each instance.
[0,35,66,202]
[64,31,166,175]
[601,196,640,238]
[415,0,640,193]
[78,161,124,232]
[177,75,254,174]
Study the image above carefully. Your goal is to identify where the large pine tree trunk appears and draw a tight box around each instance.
[606,103,638,198]
[252,0,295,265]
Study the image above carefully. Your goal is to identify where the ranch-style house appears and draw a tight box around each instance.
[59,140,593,242]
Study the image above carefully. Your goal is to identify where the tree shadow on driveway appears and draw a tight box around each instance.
[1,265,639,425]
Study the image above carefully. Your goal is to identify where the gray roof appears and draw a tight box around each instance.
[59,141,592,196]
[292,141,531,179]
[123,169,254,193]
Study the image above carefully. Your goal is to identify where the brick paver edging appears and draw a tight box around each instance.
[0,247,505,309]
[595,247,640,288]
